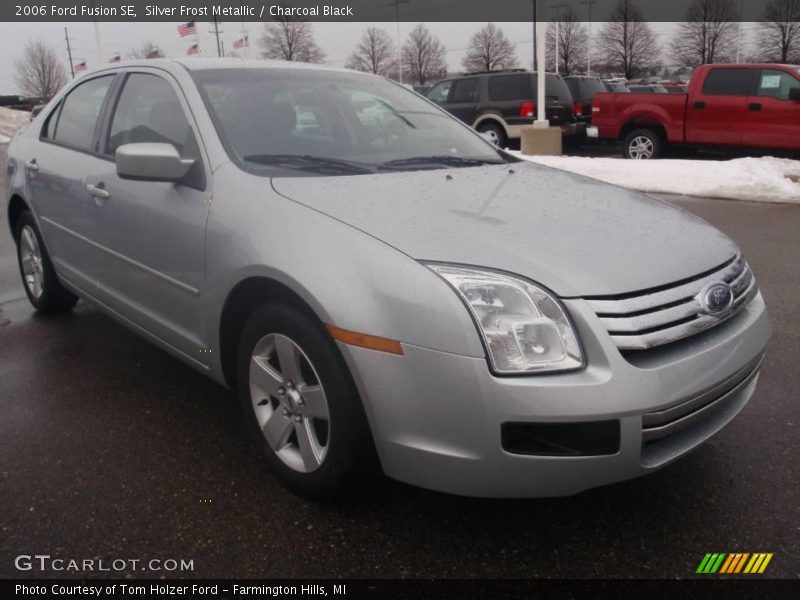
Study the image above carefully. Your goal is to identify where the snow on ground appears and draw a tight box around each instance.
[0,106,31,144]
[510,152,800,204]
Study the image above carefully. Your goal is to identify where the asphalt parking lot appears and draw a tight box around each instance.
[1,144,798,579]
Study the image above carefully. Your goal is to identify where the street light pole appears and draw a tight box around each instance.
[579,0,596,75]
[389,0,409,84]
[548,3,568,75]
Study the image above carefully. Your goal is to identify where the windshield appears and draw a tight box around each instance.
[191,68,508,176]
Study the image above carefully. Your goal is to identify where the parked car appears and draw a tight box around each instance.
[563,75,608,122]
[7,59,770,498]
[590,63,800,159]
[626,84,669,94]
[426,70,580,147]
[603,82,630,93]
[662,83,688,94]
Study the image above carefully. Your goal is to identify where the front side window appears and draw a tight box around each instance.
[426,80,452,103]
[192,69,507,177]
[107,73,197,158]
[756,69,800,100]
[702,68,753,96]
[50,75,114,151]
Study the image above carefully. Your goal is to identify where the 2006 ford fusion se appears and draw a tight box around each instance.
[6,59,770,497]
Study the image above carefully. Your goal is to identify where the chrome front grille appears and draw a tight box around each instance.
[585,255,758,351]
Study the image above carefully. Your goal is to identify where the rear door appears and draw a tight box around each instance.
[742,68,800,150]
[685,67,755,146]
[29,74,118,290]
[83,69,212,362]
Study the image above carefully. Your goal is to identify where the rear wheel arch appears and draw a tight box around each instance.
[8,194,30,240]
[619,118,667,143]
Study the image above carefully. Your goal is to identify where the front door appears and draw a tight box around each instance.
[83,70,211,363]
[742,68,800,150]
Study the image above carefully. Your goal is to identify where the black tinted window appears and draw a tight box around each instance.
[489,75,530,101]
[107,74,196,158]
[451,78,478,102]
[702,68,752,96]
[51,75,114,151]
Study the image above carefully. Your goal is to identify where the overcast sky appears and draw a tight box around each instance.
[0,19,761,94]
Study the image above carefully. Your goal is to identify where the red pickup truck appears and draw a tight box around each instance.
[588,63,800,159]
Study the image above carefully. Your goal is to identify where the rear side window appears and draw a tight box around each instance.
[451,78,478,102]
[489,75,530,101]
[702,68,753,96]
[107,73,197,159]
[50,75,114,151]
[426,80,452,103]
[756,69,800,100]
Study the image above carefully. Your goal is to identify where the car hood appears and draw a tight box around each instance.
[271,162,738,297]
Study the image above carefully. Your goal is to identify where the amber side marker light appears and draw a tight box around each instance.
[326,325,404,355]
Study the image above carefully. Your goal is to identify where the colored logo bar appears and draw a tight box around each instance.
[696,553,773,574]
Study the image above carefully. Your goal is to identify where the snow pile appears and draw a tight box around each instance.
[0,106,31,143]
[510,152,800,204]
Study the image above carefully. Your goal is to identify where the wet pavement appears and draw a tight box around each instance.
[1,145,798,579]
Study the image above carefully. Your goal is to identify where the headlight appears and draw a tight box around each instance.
[428,265,583,374]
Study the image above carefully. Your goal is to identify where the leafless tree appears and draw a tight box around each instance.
[756,0,800,63]
[402,24,447,85]
[345,27,396,75]
[13,39,67,100]
[126,41,160,59]
[597,0,660,78]
[545,7,589,75]
[260,17,325,63]
[462,23,518,73]
[671,0,740,66]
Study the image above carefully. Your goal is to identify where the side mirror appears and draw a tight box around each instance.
[116,143,194,182]
[790,87,800,101]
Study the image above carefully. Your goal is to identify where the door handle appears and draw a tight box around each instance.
[24,159,39,172]
[748,103,762,111]
[693,101,706,110]
[86,183,110,200]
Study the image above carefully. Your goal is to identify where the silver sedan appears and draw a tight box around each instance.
[5,59,770,498]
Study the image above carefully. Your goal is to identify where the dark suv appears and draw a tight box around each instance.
[425,70,579,147]
[563,75,608,123]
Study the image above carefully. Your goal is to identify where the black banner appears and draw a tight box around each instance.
[3,579,799,600]
[0,0,780,23]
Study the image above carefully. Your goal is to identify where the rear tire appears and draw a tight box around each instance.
[15,211,78,314]
[237,303,375,499]
[477,121,507,149]
[623,128,664,159]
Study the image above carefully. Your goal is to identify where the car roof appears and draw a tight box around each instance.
[72,57,370,79]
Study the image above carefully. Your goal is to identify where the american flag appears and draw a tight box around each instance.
[233,36,249,50]
[177,21,196,37]
[108,53,120,63]
[74,61,87,73]
[187,44,199,56]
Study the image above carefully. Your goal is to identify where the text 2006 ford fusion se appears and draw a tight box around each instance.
[6,59,770,498]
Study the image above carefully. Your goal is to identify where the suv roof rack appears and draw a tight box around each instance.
[465,68,529,75]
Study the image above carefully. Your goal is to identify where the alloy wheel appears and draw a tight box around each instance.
[628,136,654,159]
[19,225,44,299]
[249,333,330,473]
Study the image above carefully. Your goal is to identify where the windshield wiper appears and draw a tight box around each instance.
[381,155,506,169]
[243,154,377,175]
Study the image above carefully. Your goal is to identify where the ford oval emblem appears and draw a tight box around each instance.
[700,282,734,314]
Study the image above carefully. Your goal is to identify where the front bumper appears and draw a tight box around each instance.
[337,293,770,498]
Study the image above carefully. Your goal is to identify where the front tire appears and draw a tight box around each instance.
[623,128,664,159]
[237,303,375,499]
[15,211,78,313]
